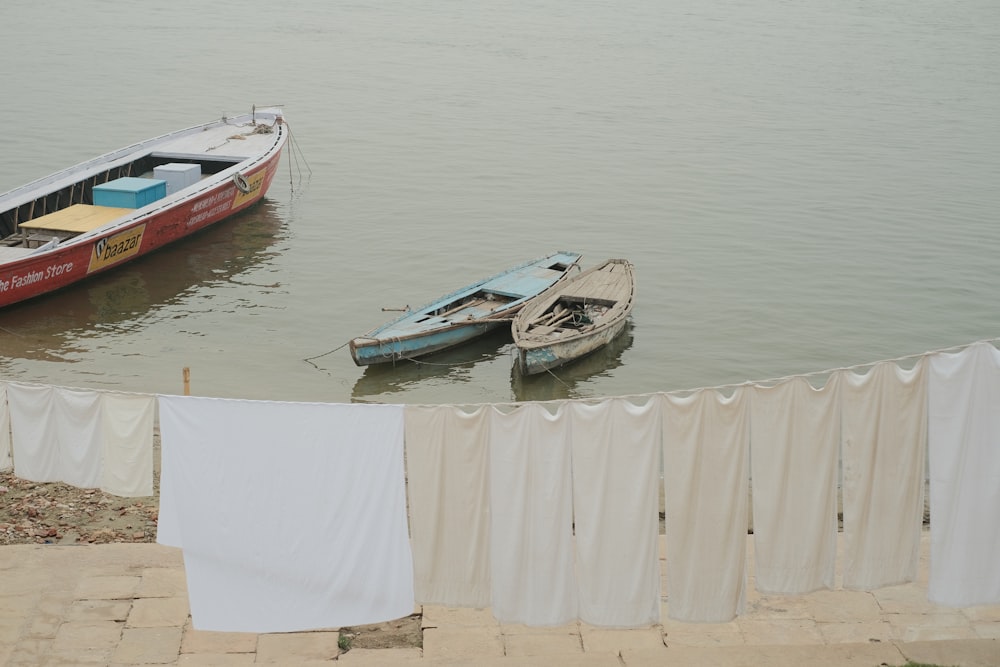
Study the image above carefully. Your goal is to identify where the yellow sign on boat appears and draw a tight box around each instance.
[232,169,267,208]
[88,224,146,273]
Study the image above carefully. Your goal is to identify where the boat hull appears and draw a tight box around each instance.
[350,320,503,366]
[349,251,583,366]
[517,316,629,375]
[0,110,286,309]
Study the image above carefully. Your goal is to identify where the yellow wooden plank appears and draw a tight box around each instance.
[19,204,132,233]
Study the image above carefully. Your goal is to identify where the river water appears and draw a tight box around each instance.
[0,1,997,405]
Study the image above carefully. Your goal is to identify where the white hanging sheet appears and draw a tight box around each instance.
[7,383,103,488]
[569,396,661,627]
[0,383,12,472]
[157,395,414,633]
[7,383,65,482]
[750,375,840,594]
[404,404,491,608]
[840,361,927,590]
[58,388,104,488]
[928,342,1000,607]
[6,383,154,496]
[489,402,577,626]
[662,388,750,622]
[100,392,155,497]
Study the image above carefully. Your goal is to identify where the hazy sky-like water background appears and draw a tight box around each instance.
[0,0,997,404]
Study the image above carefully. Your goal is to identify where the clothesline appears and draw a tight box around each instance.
[479,336,1000,409]
[3,337,998,408]
[0,383,159,399]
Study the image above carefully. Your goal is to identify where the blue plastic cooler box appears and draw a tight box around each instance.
[93,177,167,208]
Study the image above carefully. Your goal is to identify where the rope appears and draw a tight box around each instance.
[303,340,350,369]
[283,122,313,194]
[540,366,573,389]
[401,336,1000,409]
[392,355,471,368]
[11,337,997,406]
[664,337,1000,398]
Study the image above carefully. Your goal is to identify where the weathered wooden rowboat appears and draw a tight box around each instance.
[349,251,583,366]
[0,107,288,309]
[512,258,635,375]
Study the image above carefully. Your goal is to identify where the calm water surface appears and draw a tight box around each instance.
[0,1,997,404]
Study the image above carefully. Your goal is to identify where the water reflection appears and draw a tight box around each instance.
[350,328,514,402]
[510,321,635,402]
[348,320,637,404]
[0,201,285,362]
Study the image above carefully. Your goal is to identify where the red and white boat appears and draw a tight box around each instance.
[0,107,288,309]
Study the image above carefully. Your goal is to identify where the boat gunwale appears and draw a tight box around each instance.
[0,109,284,213]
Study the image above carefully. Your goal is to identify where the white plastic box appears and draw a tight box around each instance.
[153,163,202,195]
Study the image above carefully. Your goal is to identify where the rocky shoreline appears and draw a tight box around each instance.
[0,470,159,546]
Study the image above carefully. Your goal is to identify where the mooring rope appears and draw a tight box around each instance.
[283,122,313,193]
[303,340,350,369]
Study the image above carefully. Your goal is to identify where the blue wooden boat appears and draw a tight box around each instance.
[349,251,582,366]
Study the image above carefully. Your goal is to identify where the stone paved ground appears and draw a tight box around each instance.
[1,532,998,666]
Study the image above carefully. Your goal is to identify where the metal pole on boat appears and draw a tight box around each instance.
[183,367,191,396]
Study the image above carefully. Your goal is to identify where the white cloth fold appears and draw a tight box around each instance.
[404,404,491,608]
[488,403,577,626]
[57,387,104,488]
[750,375,840,594]
[662,388,750,622]
[569,397,661,627]
[0,383,12,472]
[928,342,1000,607]
[840,361,927,590]
[158,395,414,633]
[7,383,103,487]
[156,402,183,548]
[101,392,155,497]
[7,383,63,482]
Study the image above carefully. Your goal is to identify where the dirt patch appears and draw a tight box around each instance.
[0,470,160,545]
[339,614,423,651]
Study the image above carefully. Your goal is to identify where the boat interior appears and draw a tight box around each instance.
[418,290,517,324]
[0,153,243,251]
[525,297,616,334]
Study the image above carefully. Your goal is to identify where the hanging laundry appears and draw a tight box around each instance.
[155,402,184,548]
[750,375,839,594]
[928,341,1000,607]
[569,396,661,627]
[6,382,154,496]
[100,392,155,497]
[488,402,578,626]
[158,395,413,633]
[662,387,750,622]
[840,361,926,590]
[405,404,491,608]
[7,383,103,488]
